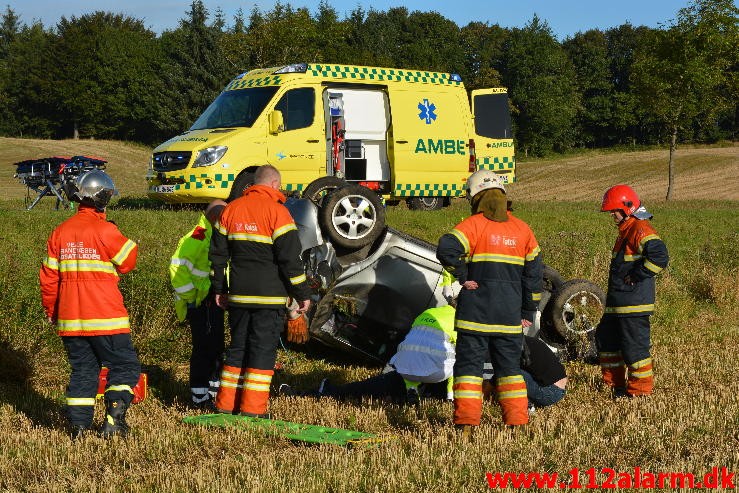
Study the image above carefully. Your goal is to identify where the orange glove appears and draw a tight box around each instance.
[286,314,310,344]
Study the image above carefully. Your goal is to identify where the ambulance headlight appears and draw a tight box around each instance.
[192,146,228,167]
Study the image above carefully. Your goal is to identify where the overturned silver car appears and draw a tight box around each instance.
[285,181,605,364]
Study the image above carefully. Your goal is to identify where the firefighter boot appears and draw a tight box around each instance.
[69,424,93,440]
[100,399,130,438]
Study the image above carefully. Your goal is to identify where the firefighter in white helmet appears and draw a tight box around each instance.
[437,169,543,432]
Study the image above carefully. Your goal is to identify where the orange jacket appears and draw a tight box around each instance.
[437,211,542,335]
[210,185,310,308]
[39,206,138,336]
[605,216,668,316]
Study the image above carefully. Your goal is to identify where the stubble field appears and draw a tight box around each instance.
[0,138,737,492]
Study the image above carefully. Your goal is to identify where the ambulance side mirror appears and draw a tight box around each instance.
[269,110,285,134]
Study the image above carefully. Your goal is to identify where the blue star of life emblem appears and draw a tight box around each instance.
[276,152,286,160]
[418,99,437,124]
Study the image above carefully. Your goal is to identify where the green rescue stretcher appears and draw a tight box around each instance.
[183,413,385,447]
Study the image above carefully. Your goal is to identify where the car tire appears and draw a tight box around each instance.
[302,176,346,206]
[320,184,385,249]
[549,279,605,342]
[228,167,258,202]
[542,264,564,292]
[407,196,444,211]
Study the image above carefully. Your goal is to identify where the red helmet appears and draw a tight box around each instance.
[601,184,640,216]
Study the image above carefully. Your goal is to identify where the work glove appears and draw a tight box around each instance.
[286,314,310,344]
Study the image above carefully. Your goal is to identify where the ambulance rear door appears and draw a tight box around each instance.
[471,88,515,184]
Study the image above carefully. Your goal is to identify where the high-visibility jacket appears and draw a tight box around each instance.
[170,214,213,322]
[605,216,668,317]
[39,206,138,336]
[437,211,542,335]
[390,305,457,383]
[210,185,310,308]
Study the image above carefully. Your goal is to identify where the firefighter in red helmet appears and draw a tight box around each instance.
[597,184,669,397]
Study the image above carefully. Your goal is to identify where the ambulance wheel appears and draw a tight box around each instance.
[549,279,605,342]
[320,184,385,249]
[228,167,258,202]
[303,176,346,206]
[407,196,444,211]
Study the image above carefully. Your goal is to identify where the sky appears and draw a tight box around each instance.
[7,0,701,39]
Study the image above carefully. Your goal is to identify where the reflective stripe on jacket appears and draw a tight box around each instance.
[39,206,138,336]
[605,216,668,316]
[437,211,542,335]
[209,185,310,308]
[170,214,212,321]
[390,305,457,383]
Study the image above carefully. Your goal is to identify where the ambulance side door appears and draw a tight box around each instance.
[266,85,326,194]
[470,88,515,183]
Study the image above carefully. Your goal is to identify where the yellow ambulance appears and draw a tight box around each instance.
[146,63,515,208]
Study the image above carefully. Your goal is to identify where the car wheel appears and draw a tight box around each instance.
[320,184,385,249]
[302,176,346,206]
[549,279,605,342]
[407,196,444,210]
[228,167,258,202]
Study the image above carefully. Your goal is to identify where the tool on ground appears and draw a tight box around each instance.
[183,413,386,447]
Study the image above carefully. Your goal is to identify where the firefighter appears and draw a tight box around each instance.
[169,200,227,408]
[437,169,542,431]
[210,165,311,417]
[596,185,668,397]
[39,170,140,438]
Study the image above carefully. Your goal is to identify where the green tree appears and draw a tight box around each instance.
[605,24,655,146]
[632,0,739,199]
[0,4,20,59]
[459,22,507,90]
[50,12,163,140]
[502,15,579,156]
[1,21,57,137]
[158,0,232,137]
[311,0,350,63]
[564,29,614,147]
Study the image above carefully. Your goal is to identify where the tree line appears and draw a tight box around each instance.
[0,0,736,157]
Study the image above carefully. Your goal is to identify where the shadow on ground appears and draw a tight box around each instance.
[0,338,66,429]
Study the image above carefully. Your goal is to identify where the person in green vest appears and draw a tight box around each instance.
[280,273,458,404]
[170,200,227,408]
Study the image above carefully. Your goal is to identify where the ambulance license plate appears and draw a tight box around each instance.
[152,184,176,193]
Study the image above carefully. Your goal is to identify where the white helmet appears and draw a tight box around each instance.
[466,169,505,199]
[72,170,118,210]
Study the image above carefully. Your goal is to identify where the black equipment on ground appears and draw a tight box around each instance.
[13,155,108,210]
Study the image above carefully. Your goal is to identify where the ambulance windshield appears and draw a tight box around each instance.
[190,86,279,130]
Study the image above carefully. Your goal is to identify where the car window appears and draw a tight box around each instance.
[473,92,512,139]
[274,88,315,131]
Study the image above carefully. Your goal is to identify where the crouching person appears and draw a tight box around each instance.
[39,170,140,438]
[289,302,456,404]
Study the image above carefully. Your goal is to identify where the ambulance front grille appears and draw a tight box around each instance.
[153,151,192,172]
